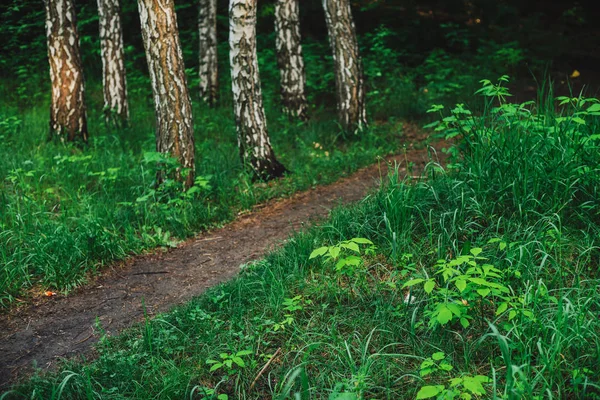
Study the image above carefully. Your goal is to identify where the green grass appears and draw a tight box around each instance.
[0,31,526,307]
[0,79,415,306]
[4,82,600,399]
[0,29,457,306]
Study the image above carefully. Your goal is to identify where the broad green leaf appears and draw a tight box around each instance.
[232,357,245,367]
[469,278,498,288]
[587,104,600,113]
[460,317,470,328]
[449,377,463,387]
[436,306,453,325]
[447,302,462,316]
[335,259,347,271]
[351,238,373,244]
[209,363,222,372]
[416,385,445,399]
[329,246,341,259]
[439,362,453,371]
[309,247,328,259]
[508,310,517,320]
[206,359,218,364]
[463,376,486,394]
[477,288,491,298]
[402,278,425,288]
[455,279,467,292]
[424,279,436,294]
[431,352,445,361]
[344,256,361,266]
[572,117,586,125]
[236,350,253,356]
[341,241,360,253]
[470,247,483,256]
[499,242,507,251]
[496,302,508,315]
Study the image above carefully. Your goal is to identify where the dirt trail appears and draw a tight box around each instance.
[0,135,445,388]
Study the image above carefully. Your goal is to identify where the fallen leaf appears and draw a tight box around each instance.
[45,291,57,297]
[571,70,581,78]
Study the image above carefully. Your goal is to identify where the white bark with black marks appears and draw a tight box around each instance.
[98,0,129,125]
[322,0,367,132]
[275,0,308,120]
[138,0,196,188]
[229,0,287,180]
[44,0,88,143]
[198,0,218,105]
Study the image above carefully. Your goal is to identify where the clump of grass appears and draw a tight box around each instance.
[4,80,600,399]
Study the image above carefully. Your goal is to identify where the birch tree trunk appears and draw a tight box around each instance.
[198,0,218,105]
[229,0,287,180]
[44,0,88,143]
[274,0,308,120]
[322,0,367,133]
[97,0,129,126]
[138,0,195,189]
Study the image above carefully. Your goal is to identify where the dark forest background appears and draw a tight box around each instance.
[2,0,599,106]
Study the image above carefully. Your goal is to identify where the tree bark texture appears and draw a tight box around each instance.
[322,0,367,132]
[98,0,129,125]
[138,0,195,188]
[198,0,218,105]
[274,0,308,120]
[44,0,88,143]
[229,0,287,180]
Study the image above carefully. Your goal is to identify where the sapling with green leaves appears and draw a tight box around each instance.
[206,349,253,373]
[309,237,376,276]
[416,352,491,400]
[403,247,510,329]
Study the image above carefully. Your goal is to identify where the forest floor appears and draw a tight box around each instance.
[0,126,446,388]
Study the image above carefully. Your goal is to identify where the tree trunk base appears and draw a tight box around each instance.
[251,159,288,182]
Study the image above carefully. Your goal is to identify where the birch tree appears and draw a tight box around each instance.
[229,0,287,180]
[44,0,88,143]
[198,0,218,105]
[322,0,367,132]
[274,0,308,120]
[97,0,129,126]
[138,0,196,188]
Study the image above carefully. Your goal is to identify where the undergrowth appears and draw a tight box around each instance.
[4,79,600,399]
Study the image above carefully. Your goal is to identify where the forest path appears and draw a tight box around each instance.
[0,129,445,388]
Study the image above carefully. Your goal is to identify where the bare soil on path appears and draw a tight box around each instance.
[0,132,445,388]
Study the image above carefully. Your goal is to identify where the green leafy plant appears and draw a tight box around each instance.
[309,238,376,275]
[419,352,454,377]
[271,295,311,332]
[416,352,490,399]
[403,248,510,328]
[206,349,253,373]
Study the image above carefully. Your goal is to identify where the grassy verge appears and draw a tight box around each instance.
[4,81,600,399]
